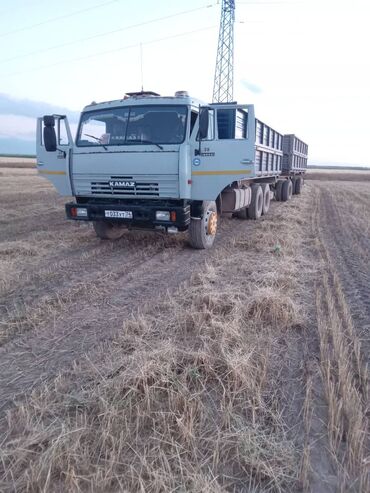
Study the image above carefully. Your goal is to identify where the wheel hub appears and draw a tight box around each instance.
[207,211,218,236]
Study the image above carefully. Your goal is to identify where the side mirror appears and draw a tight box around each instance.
[199,109,209,140]
[43,115,57,152]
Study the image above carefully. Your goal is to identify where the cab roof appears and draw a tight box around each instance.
[82,92,206,112]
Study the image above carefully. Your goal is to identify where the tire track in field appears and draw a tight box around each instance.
[0,227,184,334]
[317,183,370,364]
[308,183,370,491]
[0,211,257,421]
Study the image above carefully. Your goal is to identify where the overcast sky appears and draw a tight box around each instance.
[0,0,369,165]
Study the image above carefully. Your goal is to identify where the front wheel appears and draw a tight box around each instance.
[188,201,218,249]
[93,221,125,240]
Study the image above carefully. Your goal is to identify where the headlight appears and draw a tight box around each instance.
[76,207,88,217]
[156,210,170,221]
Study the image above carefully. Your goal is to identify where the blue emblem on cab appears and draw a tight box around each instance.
[193,158,201,166]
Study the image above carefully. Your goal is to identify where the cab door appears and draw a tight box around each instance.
[36,115,74,196]
[189,104,256,201]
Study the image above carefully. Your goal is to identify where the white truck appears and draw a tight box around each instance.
[36,91,308,249]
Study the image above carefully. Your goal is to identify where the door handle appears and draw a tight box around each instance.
[57,149,66,159]
[241,159,253,165]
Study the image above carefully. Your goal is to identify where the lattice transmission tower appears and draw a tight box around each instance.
[212,0,235,103]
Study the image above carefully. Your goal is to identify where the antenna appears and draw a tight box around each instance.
[212,0,235,103]
[140,43,144,92]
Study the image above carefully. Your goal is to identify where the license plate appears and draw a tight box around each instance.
[104,210,133,219]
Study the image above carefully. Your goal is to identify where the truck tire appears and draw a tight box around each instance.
[188,200,218,249]
[247,184,263,220]
[294,176,303,195]
[93,221,125,240]
[281,180,293,202]
[235,208,248,219]
[235,186,252,219]
[275,180,283,201]
[261,183,271,215]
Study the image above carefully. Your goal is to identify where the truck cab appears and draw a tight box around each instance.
[37,91,281,249]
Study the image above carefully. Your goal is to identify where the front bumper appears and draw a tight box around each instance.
[65,200,191,231]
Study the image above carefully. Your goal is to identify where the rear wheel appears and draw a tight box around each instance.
[188,200,218,249]
[235,187,252,219]
[294,176,303,195]
[275,180,283,201]
[281,180,293,202]
[247,184,263,220]
[93,221,125,240]
[235,207,248,219]
[261,183,271,215]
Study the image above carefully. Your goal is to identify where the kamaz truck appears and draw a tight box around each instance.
[36,91,308,249]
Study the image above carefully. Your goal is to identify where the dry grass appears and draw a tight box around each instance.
[0,168,176,345]
[0,157,36,168]
[0,289,301,491]
[316,276,369,490]
[311,186,370,491]
[0,192,311,492]
[1,172,369,492]
[306,168,370,182]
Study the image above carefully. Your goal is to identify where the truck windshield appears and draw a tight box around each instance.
[77,105,187,147]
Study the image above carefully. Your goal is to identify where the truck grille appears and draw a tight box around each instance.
[73,174,179,198]
[92,178,159,196]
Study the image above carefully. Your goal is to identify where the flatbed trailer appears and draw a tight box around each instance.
[36,91,308,249]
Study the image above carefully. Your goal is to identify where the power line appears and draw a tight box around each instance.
[2,25,217,77]
[0,0,47,17]
[0,4,216,64]
[0,0,121,39]
[236,1,299,4]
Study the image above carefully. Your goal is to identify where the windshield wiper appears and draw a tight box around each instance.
[134,139,163,150]
[84,133,108,151]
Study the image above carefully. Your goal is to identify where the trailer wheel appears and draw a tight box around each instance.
[294,177,303,195]
[235,208,248,219]
[93,221,125,240]
[247,184,263,220]
[188,200,218,249]
[275,181,283,201]
[261,183,271,215]
[281,180,293,202]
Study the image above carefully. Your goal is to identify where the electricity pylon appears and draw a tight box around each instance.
[212,0,235,103]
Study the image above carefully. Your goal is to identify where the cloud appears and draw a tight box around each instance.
[0,115,36,141]
[240,79,262,94]
[0,114,79,144]
[0,93,79,123]
[0,93,80,150]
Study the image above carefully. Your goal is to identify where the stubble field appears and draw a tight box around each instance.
[0,157,36,168]
[0,166,369,492]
